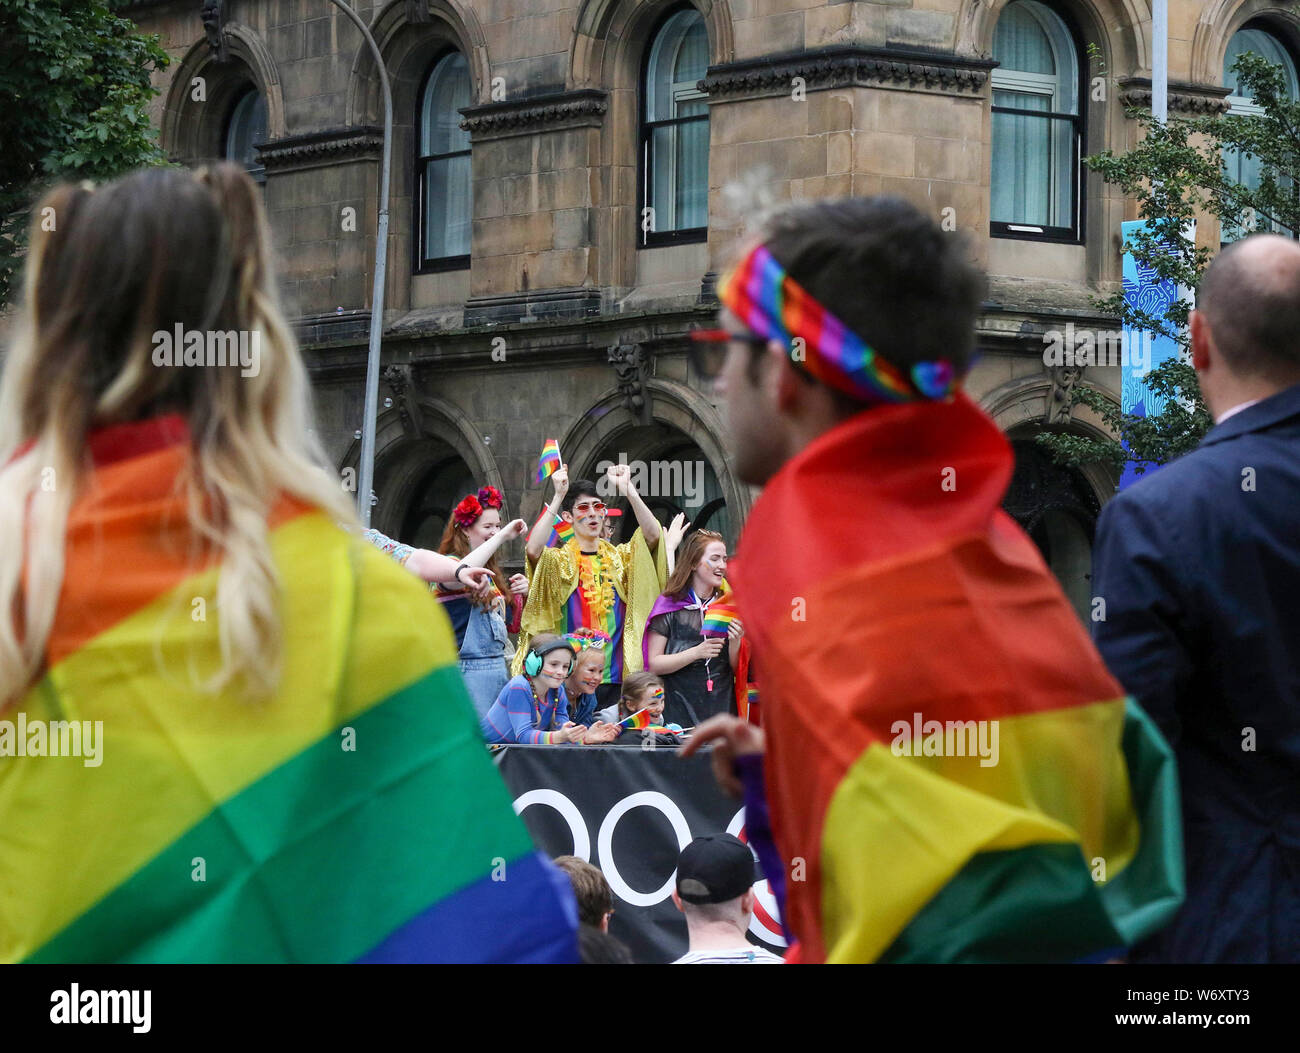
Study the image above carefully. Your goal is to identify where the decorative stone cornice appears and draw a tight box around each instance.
[699,45,998,102]
[460,89,608,140]
[259,127,384,173]
[1117,78,1232,116]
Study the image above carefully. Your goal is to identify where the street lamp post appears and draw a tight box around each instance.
[326,0,394,527]
[1152,0,1168,125]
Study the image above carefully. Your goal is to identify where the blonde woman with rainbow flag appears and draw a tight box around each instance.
[0,164,576,964]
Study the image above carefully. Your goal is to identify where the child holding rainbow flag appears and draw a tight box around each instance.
[608,672,683,747]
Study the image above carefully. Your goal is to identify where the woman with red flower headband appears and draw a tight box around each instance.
[434,485,531,719]
[363,483,527,718]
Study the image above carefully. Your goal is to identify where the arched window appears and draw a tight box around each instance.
[224,86,268,185]
[1003,440,1099,624]
[417,50,472,270]
[1221,26,1300,242]
[639,6,709,247]
[990,1,1083,240]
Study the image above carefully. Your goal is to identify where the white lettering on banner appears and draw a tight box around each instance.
[512,788,591,861]
[508,785,787,949]
[597,791,693,906]
[728,809,789,948]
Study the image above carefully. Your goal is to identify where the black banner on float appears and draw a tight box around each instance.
[493,743,788,964]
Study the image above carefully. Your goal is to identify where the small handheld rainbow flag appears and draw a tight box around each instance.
[535,439,562,484]
[531,509,574,548]
[701,603,739,637]
[619,708,652,730]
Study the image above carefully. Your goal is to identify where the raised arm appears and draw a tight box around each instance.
[526,467,570,565]
[663,512,688,577]
[606,464,661,548]
[438,518,527,594]
[364,527,490,590]
[404,548,491,592]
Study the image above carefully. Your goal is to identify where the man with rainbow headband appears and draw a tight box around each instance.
[683,195,1184,963]
[513,464,667,709]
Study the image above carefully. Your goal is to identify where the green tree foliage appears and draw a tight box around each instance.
[0,0,170,308]
[1038,50,1298,475]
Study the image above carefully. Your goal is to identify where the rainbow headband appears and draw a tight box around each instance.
[717,243,959,405]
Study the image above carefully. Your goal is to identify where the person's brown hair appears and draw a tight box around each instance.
[748,196,985,414]
[662,528,725,600]
[619,670,664,717]
[436,512,510,608]
[0,163,356,706]
[553,856,613,927]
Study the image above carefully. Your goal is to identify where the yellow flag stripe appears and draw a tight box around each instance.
[0,513,456,962]
[819,698,1137,963]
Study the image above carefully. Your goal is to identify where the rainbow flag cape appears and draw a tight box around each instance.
[701,603,739,637]
[1,416,578,964]
[731,394,1183,963]
[619,708,652,730]
[535,439,562,484]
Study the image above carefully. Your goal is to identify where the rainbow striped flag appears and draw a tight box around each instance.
[1,418,578,963]
[619,708,652,730]
[701,603,739,637]
[732,393,1182,962]
[532,509,574,549]
[535,439,562,484]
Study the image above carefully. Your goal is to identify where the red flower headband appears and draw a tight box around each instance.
[452,495,483,530]
[477,486,503,510]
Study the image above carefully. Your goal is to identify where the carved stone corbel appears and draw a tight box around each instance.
[1045,361,1086,425]
[200,0,228,63]
[607,344,650,425]
[382,364,424,437]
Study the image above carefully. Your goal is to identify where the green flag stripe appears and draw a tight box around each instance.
[29,665,534,962]
[880,842,1123,963]
[881,702,1183,963]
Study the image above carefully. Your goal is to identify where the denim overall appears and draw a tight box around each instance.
[459,601,511,721]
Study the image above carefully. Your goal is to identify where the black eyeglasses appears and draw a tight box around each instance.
[687,328,768,380]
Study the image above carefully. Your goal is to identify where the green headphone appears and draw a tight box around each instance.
[525,639,577,677]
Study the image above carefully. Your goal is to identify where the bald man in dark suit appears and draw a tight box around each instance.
[1092,234,1300,963]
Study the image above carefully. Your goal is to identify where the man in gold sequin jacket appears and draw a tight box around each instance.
[514,465,667,710]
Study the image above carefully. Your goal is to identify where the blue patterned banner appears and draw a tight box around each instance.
[1119,220,1190,490]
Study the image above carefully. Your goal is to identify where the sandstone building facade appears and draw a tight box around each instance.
[124,0,1300,617]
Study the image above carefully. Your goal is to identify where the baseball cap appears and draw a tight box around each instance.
[675,834,761,904]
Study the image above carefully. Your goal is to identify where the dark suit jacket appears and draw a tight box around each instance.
[1092,382,1300,962]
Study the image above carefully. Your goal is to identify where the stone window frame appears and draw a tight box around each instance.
[637,2,711,250]
[1220,17,1300,244]
[413,47,474,274]
[989,0,1089,245]
[160,26,286,171]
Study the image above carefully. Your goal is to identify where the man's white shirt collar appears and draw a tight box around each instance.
[1215,398,1263,425]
